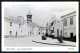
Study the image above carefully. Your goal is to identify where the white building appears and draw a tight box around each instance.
[4,9,40,38]
[54,20,63,37]
[46,11,76,39]
[4,16,25,38]
[62,11,76,38]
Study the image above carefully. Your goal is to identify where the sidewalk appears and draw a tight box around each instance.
[32,35,76,47]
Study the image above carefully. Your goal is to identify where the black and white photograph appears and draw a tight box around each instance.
[2,2,79,52]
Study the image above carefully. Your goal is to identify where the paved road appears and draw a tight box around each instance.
[4,35,76,47]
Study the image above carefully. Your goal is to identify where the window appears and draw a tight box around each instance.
[51,30,53,33]
[51,22,53,26]
[70,17,73,25]
[10,22,12,26]
[51,27,54,33]
[64,19,67,26]
[53,27,54,33]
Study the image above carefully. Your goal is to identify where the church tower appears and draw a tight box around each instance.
[27,8,32,22]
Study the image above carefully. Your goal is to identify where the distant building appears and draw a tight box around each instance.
[46,14,56,36]
[46,22,51,35]
[39,27,46,35]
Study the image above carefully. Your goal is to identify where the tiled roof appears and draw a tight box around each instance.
[4,17,24,25]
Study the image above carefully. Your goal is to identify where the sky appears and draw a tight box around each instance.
[3,2,78,27]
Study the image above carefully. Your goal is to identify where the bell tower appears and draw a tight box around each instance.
[27,8,32,22]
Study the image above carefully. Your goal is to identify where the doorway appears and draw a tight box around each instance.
[16,31,17,37]
[39,32,40,34]
[57,29,59,39]
[70,33,73,39]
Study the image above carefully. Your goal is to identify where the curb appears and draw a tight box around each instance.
[32,40,76,47]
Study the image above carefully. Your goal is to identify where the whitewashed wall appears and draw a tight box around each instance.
[63,13,76,38]
[54,21,63,37]
[21,23,28,36]
[4,20,21,37]
[34,27,39,36]
[4,18,28,37]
